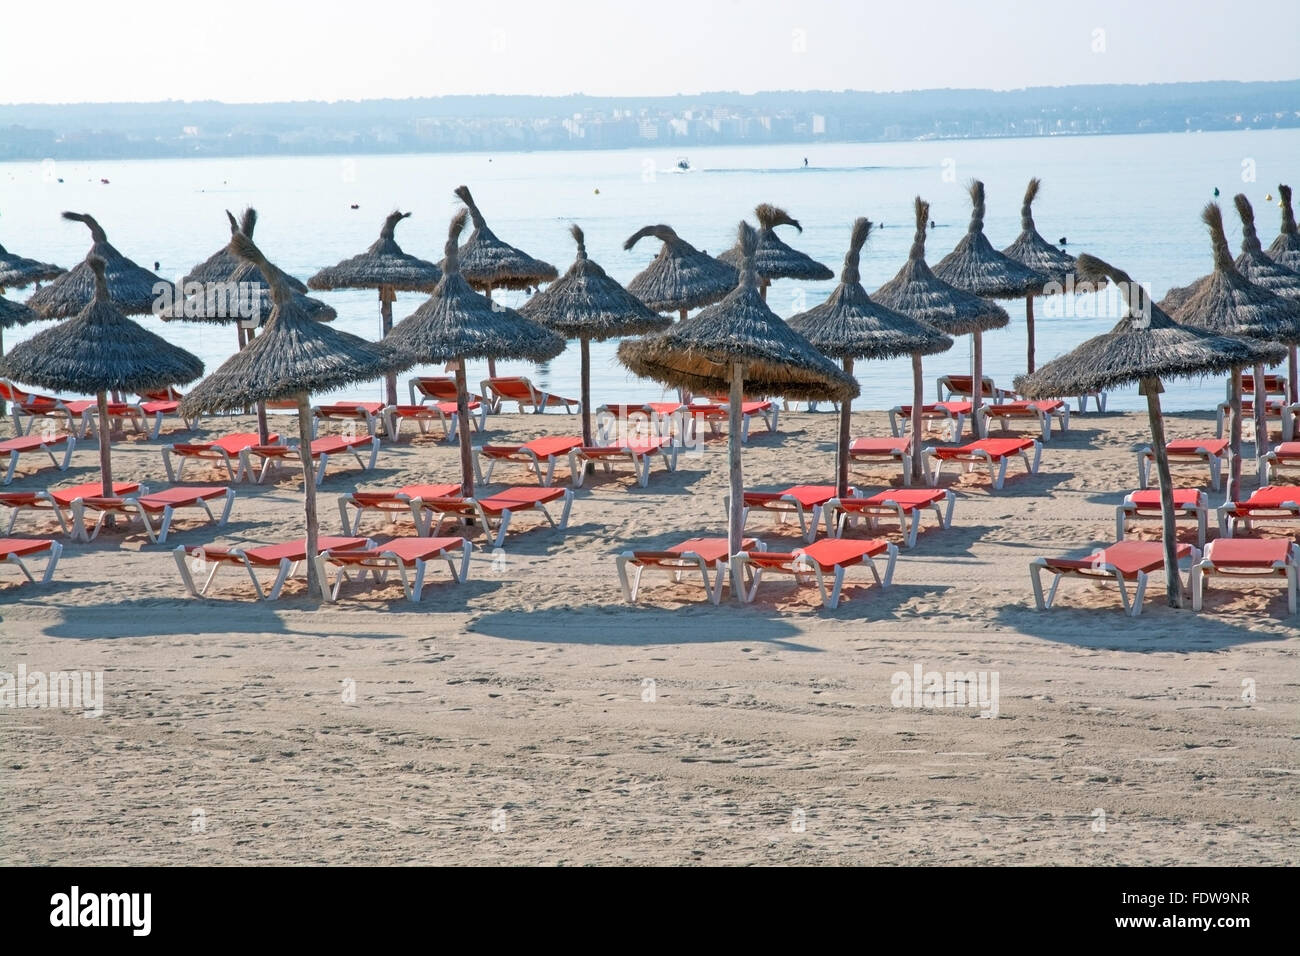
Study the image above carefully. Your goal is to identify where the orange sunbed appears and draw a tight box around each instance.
[568,437,677,488]
[1191,538,1299,615]
[71,485,235,544]
[0,537,63,586]
[731,537,897,609]
[476,436,584,486]
[163,431,281,482]
[409,485,574,548]
[826,488,957,548]
[480,376,579,414]
[315,536,473,602]
[0,481,141,537]
[173,535,371,599]
[927,437,1042,489]
[1116,488,1209,549]
[241,434,381,485]
[1,433,76,485]
[1030,540,1197,616]
[338,483,462,534]
[616,536,760,605]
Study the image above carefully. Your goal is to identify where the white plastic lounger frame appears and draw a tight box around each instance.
[314,540,473,603]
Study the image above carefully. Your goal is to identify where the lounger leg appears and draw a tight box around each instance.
[490,509,511,549]
[616,555,641,603]
[543,455,557,487]
[151,504,170,544]
[315,454,329,486]
[36,541,63,584]
[1288,563,1297,615]
[992,456,1008,490]
[1029,559,1056,610]
[906,508,920,548]
[338,497,354,535]
[1,453,16,485]
[1116,506,1128,542]
[569,451,586,489]
[888,410,900,437]
[456,541,472,583]
[636,453,651,487]
[1131,570,1149,616]
[556,490,573,531]
[1209,456,1222,492]
[264,558,292,600]
[1137,452,1150,490]
[1113,570,1133,615]
[1191,562,1206,611]
[6,552,35,583]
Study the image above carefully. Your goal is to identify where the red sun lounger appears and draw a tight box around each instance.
[409,485,574,548]
[476,436,584,486]
[826,488,957,548]
[408,375,487,408]
[737,484,844,543]
[313,401,385,438]
[1216,396,1299,442]
[848,436,928,487]
[569,437,678,488]
[927,437,1042,490]
[888,401,971,443]
[173,535,371,600]
[1191,538,1299,615]
[1030,540,1198,617]
[338,483,462,534]
[1137,438,1230,491]
[936,374,1016,403]
[71,485,235,544]
[0,538,62,586]
[1216,485,1300,538]
[163,432,281,483]
[616,536,760,606]
[732,537,897,609]
[1262,442,1300,484]
[480,376,580,414]
[689,399,778,442]
[1,433,76,485]
[241,434,381,486]
[1116,488,1209,549]
[136,387,199,438]
[0,481,141,537]
[978,399,1070,441]
[315,536,473,603]
[594,402,687,444]
[384,401,483,442]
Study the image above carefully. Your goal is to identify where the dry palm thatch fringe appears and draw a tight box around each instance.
[617,221,858,401]
[873,198,1009,336]
[183,208,308,292]
[26,213,174,319]
[1268,184,1300,271]
[623,223,739,314]
[0,294,39,329]
[1000,178,1078,287]
[1233,193,1300,298]
[444,185,557,292]
[716,203,834,282]
[0,240,64,290]
[933,180,1049,299]
[307,209,442,292]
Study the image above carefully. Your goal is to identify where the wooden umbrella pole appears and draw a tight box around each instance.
[677,308,691,403]
[485,286,498,380]
[911,353,925,483]
[970,330,984,438]
[580,337,593,448]
[678,307,687,323]
[96,390,113,497]
[380,285,397,406]
[760,280,768,303]
[1228,368,1244,503]
[727,363,745,558]
[836,356,854,497]
[455,360,475,499]
[297,393,322,599]
[1140,377,1182,608]
[1253,362,1269,477]
[1025,294,1036,375]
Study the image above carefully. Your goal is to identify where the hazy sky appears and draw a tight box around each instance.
[3,0,1297,104]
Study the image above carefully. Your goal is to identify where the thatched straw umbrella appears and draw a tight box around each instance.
[442,186,557,379]
[1234,193,1300,415]
[717,204,833,301]
[873,197,1009,474]
[308,210,443,405]
[789,218,953,496]
[0,294,40,412]
[27,213,172,318]
[1000,178,1080,374]
[623,224,739,321]
[1267,184,1300,271]
[181,229,399,598]
[519,224,669,446]
[169,211,336,443]
[619,221,858,556]
[0,256,203,497]
[0,240,64,291]
[1170,203,1300,492]
[1018,253,1283,607]
[385,211,566,498]
[933,181,1048,434]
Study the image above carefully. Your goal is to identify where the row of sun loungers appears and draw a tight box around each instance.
[0,481,236,544]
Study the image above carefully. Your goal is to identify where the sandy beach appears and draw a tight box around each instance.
[1,404,1297,865]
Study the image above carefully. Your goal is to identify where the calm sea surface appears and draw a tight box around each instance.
[3,128,1298,411]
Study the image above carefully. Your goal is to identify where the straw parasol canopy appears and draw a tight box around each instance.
[1267,184,1300,271]
[933,180,1047,432]
[308,210,443,404]
[1234,192,1300,410]
[623,223,739,320]
[0,240,64,291]
[385,210,566,498]
[789,217,953,495]
[620,221,858,556]
[874,196,1010,450]
[1000,178,1083,374]
[717,204,833,300]
[1018,253,1284,608]
[26,213,172,318]
[519,223,669,445]
[181,229,401,599]
[1170,202,1300,491]
[184,208,308,292]
[0,294,39,329]
[0,256,203,497]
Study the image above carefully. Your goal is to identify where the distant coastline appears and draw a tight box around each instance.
[1,79,1297,163]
